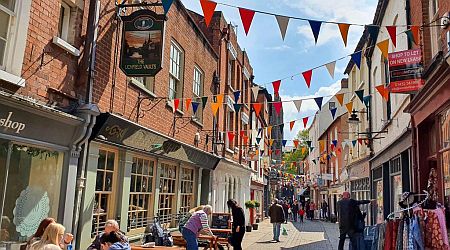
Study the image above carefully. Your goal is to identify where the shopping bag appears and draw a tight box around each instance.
[282,226,288,236]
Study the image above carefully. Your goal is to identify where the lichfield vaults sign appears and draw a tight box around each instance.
[120,9,165,76]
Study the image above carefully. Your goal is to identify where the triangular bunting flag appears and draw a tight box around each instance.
[314,97,323,110]
[302,117,309,128]
[312,159,316,165]
[293,140,299,148]
[293,100,302,112]
[199,0,217,27]
[367,25,380,41]
[319,140,325,152]
[240,130,246,138]
[258,128,263,136]
[260,150,264,156]
[345,102,354,113]
[251,86,259,101]
[272,80,281,95]
[233,103,242,112]
[256,137,262,144]
[310,146,315,151]
[358,138,363,145]
[273,102,282,115]
[162,0,174,15]
[268,149,273,156]
[239,8,255,35]
[377,39,390,59]
[306,141,312,148]
[252,103,262,117]
[325,61,336,79]
[275,15,290,40]
[243,136,249,145]
[352,140,357,147]
[290,121,295,131]
[338,23,350,46]
[386,26,397,47]
[376,85,390,101]
[355,90,364,103]
[330,108,337,119]
[410,26,419,45]
[267,126,273,136]
[227,132,235,142]
[269,139,274,146]
[192,102,200,114]
[302,69,313,88]
[335,93,344,106]
[302,147,307,155]
[211,102,220,116]
[233,91,241,103]
[174,99,180,112]
[327,155,331,160]
[201,96,208,110]
[275,149,280,155]
[215,94,223,104]
[185,98,192,112]
[363,95,371,107]
[351,51,362,69]
[332,140,338,147]
[282,140,287,147]
[308,20,322,44]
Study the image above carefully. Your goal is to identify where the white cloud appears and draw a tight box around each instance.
[265,44,292,51]
[280,80,341,145]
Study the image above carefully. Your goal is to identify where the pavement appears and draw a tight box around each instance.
[242,218,347,250]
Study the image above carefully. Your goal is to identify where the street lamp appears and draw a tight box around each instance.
[348,110,360,124]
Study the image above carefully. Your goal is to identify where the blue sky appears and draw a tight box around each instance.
[182,0,378,145]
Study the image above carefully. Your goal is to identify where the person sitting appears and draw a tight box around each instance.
[26,218,73,250]
[181,205,216,250]
[29,223,66,250]
[99,232,131,250]
[88,220,128,250]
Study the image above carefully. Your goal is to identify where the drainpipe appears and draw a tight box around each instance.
[405,0,412,49]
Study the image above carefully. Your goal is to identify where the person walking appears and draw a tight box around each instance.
[282,201,289,223]
[337,191,372,250]
[182,205,216,250]
[322,201,328,221]
[298,206,305,223]
[305,201,310,220]
[309,202,316,220]
[292,201,299,222]
[227,199,245,250]
[268,199,285,242]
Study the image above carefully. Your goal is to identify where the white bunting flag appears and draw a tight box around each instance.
[325,61,336,79]
[251,86,260,101]
[293,100,302,112]
[275,15,290,40]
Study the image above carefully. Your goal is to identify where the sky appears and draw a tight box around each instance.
[182,0,378,146]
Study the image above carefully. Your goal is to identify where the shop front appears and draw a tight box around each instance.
[0,94,96,247]
[77,113,220,249]
[250,179,264,223]
[346,157,371,225]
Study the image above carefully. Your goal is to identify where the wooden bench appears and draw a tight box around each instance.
[172,232,216,249]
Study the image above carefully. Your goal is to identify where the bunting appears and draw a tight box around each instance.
[306,141,312,148]
[211,102,220,116]
[240,130,246,138]
[386,26,397,47]
[162,0,174,15]
[319,140,325,152]
[293,100,302,112]
[267,126,273,136]
[251,86,259,101]
[377,39,389,59]
[345,102,354,113]
[301,147,307,155]
[302,69,313,88]
[185,98,192,112]
[351,51,362,69]
[367,25,380,41]
[282,140,287,147]
[410,26,420,45]
[256,137,262,144]
[355,90,364,103]
[233,104,242,112]
[308,20,322,44]
[272,80,281,95]
[275,15,290,40]
[174,99,180,112]
[215,94,224,104]
[314,97,323,110]
[332,140,338,147]
[290,121,295,131]
[338,23,350,47]
[233,91,241,103]
[325,61,336,79]
[303,117,309,128]
[269,139,274,146]
[335,93,344,106]
[199,0,217,27]
[293,140,299,148]
[273,102,283,115]
[352,140,357,147]
[192,102,200,114]
[227,132,235,142]
[375,85,389,101]
[252,103,262,117]
[358,138,363,145]
[201,97,208,110]
[239,8,256,35]
[330,108,337,119]
[363,95,371,107]
[312,159,317,165]
[243,136,249,145]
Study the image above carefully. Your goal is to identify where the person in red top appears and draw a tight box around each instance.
[309,202,316,220]
[298,206,305,223]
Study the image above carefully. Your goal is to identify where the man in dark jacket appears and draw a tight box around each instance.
[337,192,371,250]
[88,220,128,250]
[268,199,285,242]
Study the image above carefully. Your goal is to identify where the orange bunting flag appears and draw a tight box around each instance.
[269,139,274,146]
[302,147,307,155]
[338,23,351,47]
[227,132,235,142]
[174,99,180,112]
[293,139,299,148]
[410,26,420,45]
[345,102,354,113]
[211,102,220,116]
[375,85,390,101]
[267,126,273,136]
[319,140,325,152]
[185,98,192,112]
[335,93,344,106]
[252,103,262,117]
[199,0,217,27]
[215,94,224,104]
[290,120,295,131]
[377,39,390,59]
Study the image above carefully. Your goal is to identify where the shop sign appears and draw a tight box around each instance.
[321,173,333,181]
[120,9,165,77]
[0,112,26,134]
[388,49,424,93]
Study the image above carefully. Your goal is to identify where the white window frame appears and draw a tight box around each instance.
[429,0,440,56]
[192,66,203,122]
[169,41,184,103]
[58,1,71,41]
[0,0,31,87]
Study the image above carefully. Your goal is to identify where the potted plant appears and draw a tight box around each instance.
[252,200,260,230]
[244,200,255,232]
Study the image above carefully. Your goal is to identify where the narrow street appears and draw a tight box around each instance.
[242,219,344,250]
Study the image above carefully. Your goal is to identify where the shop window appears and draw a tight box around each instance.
[0,141,63,242]
[390,157,402,214]
[169,41,184,106]
[192,66,203,123]
[179,167,194,215]
[441,109,450,199]
[92,149,117,236]
[128,156,155,231]
[158,163,177,226]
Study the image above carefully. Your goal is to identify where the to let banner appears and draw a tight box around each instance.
[388,48,424,93]
[120,9,165,77]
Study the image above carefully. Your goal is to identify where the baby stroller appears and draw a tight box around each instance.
[142,217,173,247]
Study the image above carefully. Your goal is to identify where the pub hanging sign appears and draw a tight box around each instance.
[120,9,165,77]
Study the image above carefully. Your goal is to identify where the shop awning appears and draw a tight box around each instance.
[369,129,411,168]
[91,113,220,170]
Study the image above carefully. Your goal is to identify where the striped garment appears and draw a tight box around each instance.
[184,210,213,236]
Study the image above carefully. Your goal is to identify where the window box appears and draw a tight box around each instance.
[52,36,80,57]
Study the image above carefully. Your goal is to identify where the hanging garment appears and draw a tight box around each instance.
[396,220,404,250]
[435,208,450,248]
[419,209,447,249]
[377,223,386,250]
[384,220,400,250]
[371,224,380,250]
[402,220,409,249]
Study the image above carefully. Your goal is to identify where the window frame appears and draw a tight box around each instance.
[429,0,440,56]
[192,66,204,122]
[158,161,178,227]
[169,40,184,105]
[179,166,195,215]
[58,1,71,42]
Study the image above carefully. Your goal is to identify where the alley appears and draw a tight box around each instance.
[242,219,345,250]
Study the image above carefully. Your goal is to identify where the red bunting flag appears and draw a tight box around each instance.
[240,130,246,138]
[302,117,309,128]
[290,121,295,131]
[269,149,273,156]
[302,69,313,88]
[227,132,235,142]
[358,138,363,145]
[293,140,299,148]
[386,26,397,47]
[243,136,249,145]
[272,80,281,95]
[273,102,282,115]
[238,8,255,35]
[375,85,390,101]
[410,26,420,45]
[275,149,281,155]
[199,0,217,27]
[252,103,262,117]
[185,98,192,112]
[174,99,180,112]
[337,147,342,154]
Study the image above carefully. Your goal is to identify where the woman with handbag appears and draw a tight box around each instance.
[227,199,245,250]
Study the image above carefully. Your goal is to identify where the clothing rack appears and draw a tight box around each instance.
[386,190,430,220]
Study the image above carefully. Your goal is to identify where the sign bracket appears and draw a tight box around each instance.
[115,1,163,8]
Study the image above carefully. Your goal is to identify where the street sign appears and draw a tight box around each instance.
[388,48,424,93]
[120,9,165,76]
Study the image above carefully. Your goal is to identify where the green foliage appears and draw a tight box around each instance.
[253,200,260,208]
[282,129,309,175]
[245,200,255,209]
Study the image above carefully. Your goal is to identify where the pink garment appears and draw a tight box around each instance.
[435,208,450,248]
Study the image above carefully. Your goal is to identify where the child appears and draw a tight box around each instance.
[298,206,305,223]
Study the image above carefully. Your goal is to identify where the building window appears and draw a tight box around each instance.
[128,156,155,231]
[442,108,450,203]
[193,66,203,122]
[0,1,13,68]
[429,0,440,56]
[329,102,336,110]
[390,157,402,214]
[179,167,194,215]
[169,41,184,104]
[159,162,177,226]
[227,60,233,87]
[130,77,155,93]
[92,149,117,236]
[58,1,75,43]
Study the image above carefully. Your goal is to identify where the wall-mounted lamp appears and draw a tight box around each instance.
[348,110,360,124]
